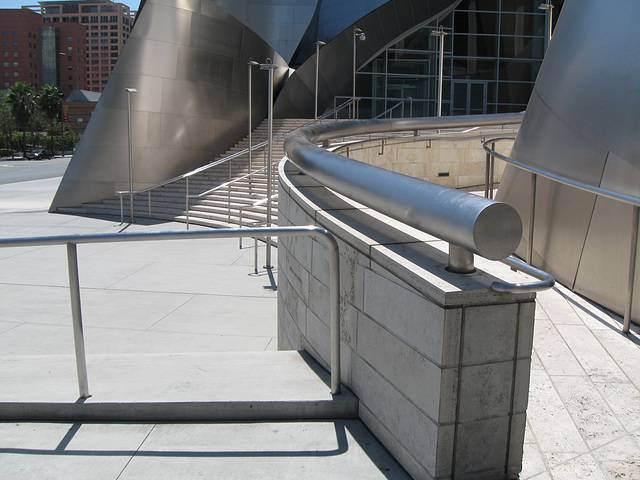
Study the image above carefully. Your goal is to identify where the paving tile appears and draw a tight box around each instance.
[548,453,609,480]
[592,434,640,479]
[526,368,589,464]
[119,421,410,480]
[0,422,150,480]
[592,329,640,389]
[521,440,548,479]
[533,320,585,376]
[149,294,277,338]
[595,382,640,433]
[536,287,584,325]
[556,324,627,383]
[552,376,626,450]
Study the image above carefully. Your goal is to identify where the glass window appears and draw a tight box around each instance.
[12,42,17,47]
[13,52,18,57]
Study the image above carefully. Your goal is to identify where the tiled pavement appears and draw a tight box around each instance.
[0,175,639,479]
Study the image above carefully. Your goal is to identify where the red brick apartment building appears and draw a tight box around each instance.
[0,8,86,97]
[26,0,135,92]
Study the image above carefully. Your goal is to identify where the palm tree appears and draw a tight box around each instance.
[6,82,37,158]
[38,85,63,156]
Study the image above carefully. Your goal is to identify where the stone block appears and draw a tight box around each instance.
[462,304,518,365]
[363,267,461,366]
[458,362,514,422]
[454,415,510,476]
[356,311,458,422]
[517,301,536,358]
[308,274,330,328]
[352,355,440,478]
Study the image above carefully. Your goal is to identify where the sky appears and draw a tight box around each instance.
[1,0,141,12]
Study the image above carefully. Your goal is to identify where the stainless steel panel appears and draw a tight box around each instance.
[499,0,640,324]
[574,197,637,312]
[512,92,608,187]
[129,2,194,45]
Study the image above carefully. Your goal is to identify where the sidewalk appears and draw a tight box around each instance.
[0,175,638,479]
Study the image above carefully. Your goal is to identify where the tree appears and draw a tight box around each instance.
[38,85,63,155]
[6,82,37,157]
[0,93,16,156]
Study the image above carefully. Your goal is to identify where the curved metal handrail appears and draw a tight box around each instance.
[483,138,640,207]
[490,256,555,293]
[285,113,525,261]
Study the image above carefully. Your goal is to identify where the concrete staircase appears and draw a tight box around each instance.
[59,118,312,228]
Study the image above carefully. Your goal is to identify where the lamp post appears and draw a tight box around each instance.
[247,59,259,173]
[315,40,325,120]
[431,25,447,117]
[538,2,554,53]
[352,27,366,119]
[260,59,278,269]
[125,87,137,223]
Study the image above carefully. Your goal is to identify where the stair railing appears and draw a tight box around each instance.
[0,226,343,397]
[117,98,358,224]
[374,96,413,119]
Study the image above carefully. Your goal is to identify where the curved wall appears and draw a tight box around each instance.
[278,158,536,479]
[51,0,289,210]
[496,0,640,322]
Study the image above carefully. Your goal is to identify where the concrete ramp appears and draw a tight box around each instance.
[0,351,358,422]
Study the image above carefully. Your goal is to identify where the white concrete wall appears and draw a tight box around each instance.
[277,159,535,480]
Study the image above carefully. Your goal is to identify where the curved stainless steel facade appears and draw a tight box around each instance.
[50,0,459,209]
[274,0,459,118]
[496,0,640,322]
[51,0,289,209]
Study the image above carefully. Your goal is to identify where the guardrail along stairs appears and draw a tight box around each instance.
[58,118,311,227]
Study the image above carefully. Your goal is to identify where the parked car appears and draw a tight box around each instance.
[25,149,53,160]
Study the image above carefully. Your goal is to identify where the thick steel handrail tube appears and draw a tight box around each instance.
[0,226,342,395]
[284,114,525,261]
[66,242,90,399]
[490,256,555,294]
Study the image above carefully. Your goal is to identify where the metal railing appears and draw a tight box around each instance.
[484,138,640,333]
[116,98,358,224]
[373,96,413,119]
[284,112,554,293]
[0,226,342,397]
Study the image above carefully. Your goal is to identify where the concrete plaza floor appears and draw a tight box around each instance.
[0,175,638,479]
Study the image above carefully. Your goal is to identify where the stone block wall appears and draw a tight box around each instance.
[337,134,516,190]
[278,160,536,480]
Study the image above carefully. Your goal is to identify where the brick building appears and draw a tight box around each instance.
[26,0,135,92]
[0,8,86,97]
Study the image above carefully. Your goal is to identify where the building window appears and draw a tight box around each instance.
[12,32,17,36]
[13,52,17,57]
[2,42,6,47]
[12,42,17,47]
[90,16,98,23]
[43,18,51,23]
[53,18,59,22]
[2,62,7,67]
[13,72,18,77]
[13,62,17,67]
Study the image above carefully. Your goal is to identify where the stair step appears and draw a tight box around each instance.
[0,351,357,422]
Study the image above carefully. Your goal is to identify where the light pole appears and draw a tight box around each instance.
[538,2,554,53]
[352,27,366,119]
[247,59,259,173]
[315,40,325,119]
[260,59,278,269]
[431,25,447,117]
[125,87,137,223]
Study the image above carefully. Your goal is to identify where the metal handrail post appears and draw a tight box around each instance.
[489,141,495,199]
[484,151,491,198]
[528,173,537,264]
[66,242,90,399]
[624,205,639,333]
[261,59,277,269]
[119,194,123,224]
[185,177,190,230]
[148,191,151,217]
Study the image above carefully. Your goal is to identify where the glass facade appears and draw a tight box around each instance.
[40,26,60,87]
[354,0,562,118]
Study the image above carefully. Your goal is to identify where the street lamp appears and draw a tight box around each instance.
[538,2,554,53]
[431,25,448,117]
[125,87,137,223]
[260,59,278,269]
[315,40,325,119]
[352,27,366,119]
[247,59,260,173]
